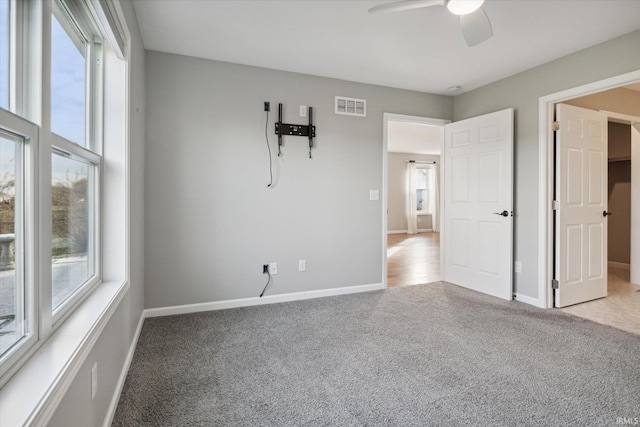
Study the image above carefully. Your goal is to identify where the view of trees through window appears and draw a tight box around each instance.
[51,154,91,309]
[0,133,21,355]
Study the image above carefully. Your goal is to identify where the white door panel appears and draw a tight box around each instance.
[555,104,607,307]
[443,109,514,300]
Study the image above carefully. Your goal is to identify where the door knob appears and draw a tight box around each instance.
[493,210,509,217]
[603,211,612,217]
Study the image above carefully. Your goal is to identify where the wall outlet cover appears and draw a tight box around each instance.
[268,262,278,275]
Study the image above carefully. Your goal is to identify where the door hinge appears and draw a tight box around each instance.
[552,279,559,290]
[551,121,560,131]
[552,200,559,211]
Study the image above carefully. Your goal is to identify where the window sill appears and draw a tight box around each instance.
[0,279,129,427]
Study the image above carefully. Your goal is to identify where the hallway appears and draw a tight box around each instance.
[387,232,440,288]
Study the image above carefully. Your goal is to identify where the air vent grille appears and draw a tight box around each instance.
[335,96,366,117]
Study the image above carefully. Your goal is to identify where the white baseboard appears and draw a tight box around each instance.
[387,230,407,234]
[102,312,145,427]
[608,261,630,270]
[144,283,384,318]
[513,293,546,308]
[417,229,433,232]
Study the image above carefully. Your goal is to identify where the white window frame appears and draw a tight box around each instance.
[0,0,105,386]
[0,110,38,378]
[415,165,434,214]
[48,0,103,327]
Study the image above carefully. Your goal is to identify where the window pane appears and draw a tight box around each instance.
[51,13,86,147]
[0,131,25,357]
[52,153,92,310]
[416,189,428,212]
[415,169,428,189]
[0,0,9,110]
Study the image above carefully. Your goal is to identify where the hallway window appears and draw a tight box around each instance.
[415,166,434,213]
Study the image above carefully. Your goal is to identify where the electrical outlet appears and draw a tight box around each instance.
[300,105,307,117]
[268,262,277,275]
[264,101,270,111]
[369,190,379,201]
[263,264,269,274]
[299,259,306,272]
[91,362,98,400]
[514,261,522,273]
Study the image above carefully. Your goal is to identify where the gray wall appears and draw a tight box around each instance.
[453,30,640,299]
[608,123,631,264]
[144,52,452,308]
[48,1,146,425]
[387,153,440,232]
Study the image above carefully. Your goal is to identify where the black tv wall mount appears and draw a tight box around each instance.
[275,103,316,158]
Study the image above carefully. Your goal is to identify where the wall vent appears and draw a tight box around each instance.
[335,96,366,117]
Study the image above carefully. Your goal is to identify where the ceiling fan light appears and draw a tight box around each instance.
[446,0,484,16]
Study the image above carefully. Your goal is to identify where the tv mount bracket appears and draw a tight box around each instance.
[275,103,316,158]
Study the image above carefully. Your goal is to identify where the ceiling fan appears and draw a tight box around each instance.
[368,0,493,47]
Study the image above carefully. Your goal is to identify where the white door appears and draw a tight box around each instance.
[555,104,608,307]
[443,109,513,300]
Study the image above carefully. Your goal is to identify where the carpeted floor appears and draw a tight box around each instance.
[113,282,640,426]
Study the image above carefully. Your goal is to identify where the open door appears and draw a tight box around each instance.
[443,109,513,300]
[554,103,608,307]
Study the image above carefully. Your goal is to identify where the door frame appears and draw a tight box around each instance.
[538,69,640,308]
[382,113,450,288]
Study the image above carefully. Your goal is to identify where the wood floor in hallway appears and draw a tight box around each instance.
[387,232,440,288]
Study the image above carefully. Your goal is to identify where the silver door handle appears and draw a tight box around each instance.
[493,210,509,217]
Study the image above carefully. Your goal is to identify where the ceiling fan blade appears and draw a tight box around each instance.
[368,0,444,15]
[460,7,493,47]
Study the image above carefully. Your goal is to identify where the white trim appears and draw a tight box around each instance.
[538,69,640,309]
[513,293,545,308]
[144,283,384,318]
[382,113,449,290]
[0,280,129,427]
[102,311,144,427]
[601,110,640,126]
[608,261,630,271]
[387,230,408,234]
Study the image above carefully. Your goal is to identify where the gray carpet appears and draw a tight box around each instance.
[113,282,640,426]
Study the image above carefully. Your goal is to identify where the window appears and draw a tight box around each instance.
[0,0,9,110]
[0,129,25,357]
[49,0,102,319]
[51,11,87,147]
[415,167,434,213]
[51,152,96,310]
[0,0,107,384]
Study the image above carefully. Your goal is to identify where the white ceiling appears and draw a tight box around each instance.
[387,121,442,155]
[132,0,640,95]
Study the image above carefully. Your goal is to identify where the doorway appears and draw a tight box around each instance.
[382,113,447,288]
[540,74,640,332]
